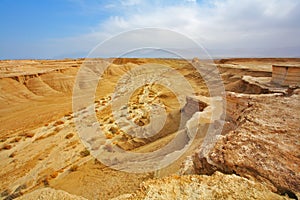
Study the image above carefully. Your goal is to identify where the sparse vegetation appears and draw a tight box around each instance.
[3,191,22,200]
[105,133,113,139]
[26,132,35,138]
[53,127,62,132]
[80,149,90,157]
[69,165,78,172]
[19,132,35,138]
[10,137,21,143]
[94,158,101,165]
[0,138,7,143]
[1,184,26,200]
[0,58,299,199]
[9,152,16,158]
[35,132,55,141]
[53,120,64,126]
[1,189,11,197]
[109,126,118,134]
[65,133,74,139]
[50,171,58,178]
[14,184,27,192]
[64,113,73,119]
[42,178,50,186]
[2,144,12,150]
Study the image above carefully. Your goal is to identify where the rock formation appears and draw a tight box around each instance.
[272,65,300,86]
[16,187,87,200]
[192,92,300,198]
[112,172,291,200]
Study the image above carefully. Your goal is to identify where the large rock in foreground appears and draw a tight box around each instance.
[112,172,291,200]
[193,92,300,198]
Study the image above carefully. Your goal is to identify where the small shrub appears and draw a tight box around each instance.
[50,171,58,178]
[9,152,16,158]
[105,133,113,139]
[3,191,22,200]
[80,149,90,157]
[53,120,64,126]
[10,137,21,143]
[0,138,7,142]
[42,178,49,186]
[46,132,55,137]
[65,133,74,139]
[53,127,62,133]
[2,144,12,150]
[69,165,78,172]
[19,132,34,138]
[1,189,11,197]
[14,184,26,192]
[94,158,101,165]
[64,112,73,118]
[109,127,118,134]
[25,132,34,138]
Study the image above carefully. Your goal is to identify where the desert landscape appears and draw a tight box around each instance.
[0,57,299,200]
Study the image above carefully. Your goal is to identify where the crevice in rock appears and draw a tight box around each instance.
[225,79,271,94]
[283,190,298,200]
[186,91,300,198]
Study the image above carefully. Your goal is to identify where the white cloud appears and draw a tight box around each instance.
[120,0,142,6]
[48,0,300,58]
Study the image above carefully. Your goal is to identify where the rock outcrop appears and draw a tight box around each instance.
[192,92,300,198]
[111,172,291,200]
[181,96,208,118]
[272,65,300,86]
[16,187,87,200]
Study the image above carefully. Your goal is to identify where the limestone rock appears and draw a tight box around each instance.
[112,172,291,200]
[16,187,87,200]
[181,96,208,118]
[272,65,300,86]
[194,92,300,198]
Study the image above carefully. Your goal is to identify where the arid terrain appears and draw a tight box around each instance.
[0,58,299,200]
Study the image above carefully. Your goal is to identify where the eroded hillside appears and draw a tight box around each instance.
[0,58,299,200]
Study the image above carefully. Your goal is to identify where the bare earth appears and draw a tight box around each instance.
[0,58,299,200]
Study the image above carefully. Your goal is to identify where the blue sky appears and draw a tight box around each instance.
[1,0,300,59]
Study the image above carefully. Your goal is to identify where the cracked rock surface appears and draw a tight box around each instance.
[194,92,300,198]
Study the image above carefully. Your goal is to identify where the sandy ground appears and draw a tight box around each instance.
[0,58,299,199]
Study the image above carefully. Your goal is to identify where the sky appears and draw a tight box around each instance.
[0,0,300,59]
